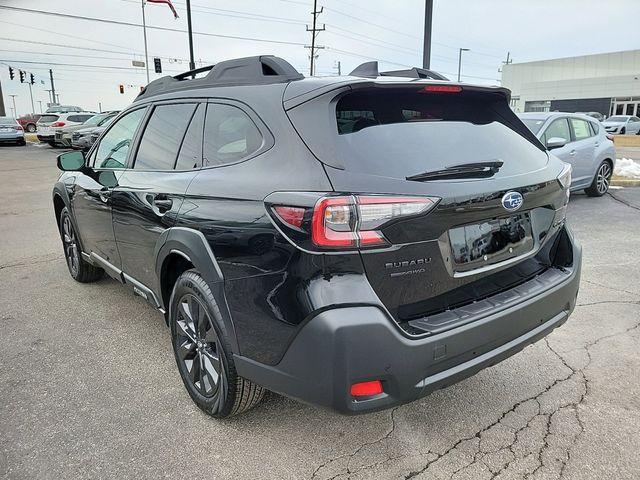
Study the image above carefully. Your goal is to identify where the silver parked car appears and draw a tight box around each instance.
[519,112,616,196]
[601,115,640,135]
[0,117,26,146]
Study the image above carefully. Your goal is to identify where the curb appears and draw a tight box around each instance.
[611,176,640,187]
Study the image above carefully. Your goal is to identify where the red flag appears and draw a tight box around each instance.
[146,0,179,19]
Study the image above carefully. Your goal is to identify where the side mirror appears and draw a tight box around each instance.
[57,150,86,171]
[546,137,568,150]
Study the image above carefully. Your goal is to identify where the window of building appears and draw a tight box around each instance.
[524,100,551,113]
[134,103,197,171]
[203,104,263,167]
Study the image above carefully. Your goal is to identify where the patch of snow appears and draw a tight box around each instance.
[614,158,640,178]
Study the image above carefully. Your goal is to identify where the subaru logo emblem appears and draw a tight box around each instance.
[501,191,523,212]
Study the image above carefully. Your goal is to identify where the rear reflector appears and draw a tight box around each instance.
[350,380,383,397]
[273,206,305,229]
[420,85,462,93]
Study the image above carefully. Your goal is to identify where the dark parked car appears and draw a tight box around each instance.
[52,56,582,418]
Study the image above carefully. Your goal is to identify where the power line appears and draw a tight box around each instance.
[324,6,421,41]
[0,6,307,47]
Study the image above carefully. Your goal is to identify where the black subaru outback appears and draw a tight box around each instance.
[53,56,581,417]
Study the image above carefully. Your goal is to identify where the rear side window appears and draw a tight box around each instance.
[203,104,263,167]
[541,118,570,145]
[570,118,592,140]
[175,104,204,170]
[39,115,59,123]
[134,103,197,170]
[68,114,94,123]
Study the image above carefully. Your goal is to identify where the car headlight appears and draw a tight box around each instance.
[557,163,572,203]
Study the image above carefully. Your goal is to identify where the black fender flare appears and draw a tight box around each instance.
[52,181,87,254]
[155,227,240,354]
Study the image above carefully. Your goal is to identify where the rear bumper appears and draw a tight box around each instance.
[0,134,24,142]
[37,134,54,142]
[235,240,582,414]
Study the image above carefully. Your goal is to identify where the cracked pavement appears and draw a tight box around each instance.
[1,146,639,480]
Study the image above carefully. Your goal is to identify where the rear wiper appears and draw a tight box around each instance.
[406,161,504,182]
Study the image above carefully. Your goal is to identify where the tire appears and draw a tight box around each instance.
[620,127,626,135]
[26,124,36,133]
[18,139,26,146]
[47,141,57,147]
[169,270,265,418]
[585,160,613,197]
[58,208,104,282]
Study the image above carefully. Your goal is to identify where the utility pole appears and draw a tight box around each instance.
[45,89,52,104]
[305,0,325,76]
[9,94,17,117]
[186,0,196,72]
[457,48,469,82]
[0,80,5,116]
[38,100,43,113]
[49,69,56,105]
[99,102,102,113]
[335,60,341,76]
[422,0,433,69]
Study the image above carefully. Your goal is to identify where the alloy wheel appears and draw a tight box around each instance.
[175,294,223,398]
[596,162,612,195]
[62,216,80,276]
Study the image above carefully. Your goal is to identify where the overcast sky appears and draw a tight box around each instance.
[0,0,638,116]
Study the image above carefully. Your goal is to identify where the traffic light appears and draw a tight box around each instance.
[119,84,125,94]
[19,70,25,83]
[30,73,35,85]
[8,67,14,80]
[153,57,162,74]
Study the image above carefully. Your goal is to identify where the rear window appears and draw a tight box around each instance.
[332,89,547,178]
[520,118,546,135]
[0,117,16,125]
[39,115,59,123]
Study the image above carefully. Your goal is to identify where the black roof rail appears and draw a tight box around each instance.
[136,55,304,101]
[348,61,449,81]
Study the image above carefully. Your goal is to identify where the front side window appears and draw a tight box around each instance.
[134,103,197,170]
[542,118,570,145]
[94,108,145,169]
[203,104,263,167]
[570,118,591,140]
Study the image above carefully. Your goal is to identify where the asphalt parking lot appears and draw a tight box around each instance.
[1,143,639,480]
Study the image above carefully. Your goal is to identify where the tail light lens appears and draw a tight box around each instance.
[350,380,383,398]
[606,133,614,141]
[419,85,462,93]
[270,194,439,251]
[14,125,23,131]
[51,121,66,127]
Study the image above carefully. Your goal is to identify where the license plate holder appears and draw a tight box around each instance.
[449,213,534,273]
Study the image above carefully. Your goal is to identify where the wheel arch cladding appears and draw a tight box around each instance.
[53,193,66,224]
[155,227,240,353]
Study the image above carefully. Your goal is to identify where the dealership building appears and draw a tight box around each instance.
[501,49,640,117]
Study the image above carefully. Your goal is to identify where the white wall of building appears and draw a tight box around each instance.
[502,49,640,112]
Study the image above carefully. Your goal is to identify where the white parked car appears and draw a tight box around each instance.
[602,115,640,135]
[36,112,95,147]
[519,112,616,196]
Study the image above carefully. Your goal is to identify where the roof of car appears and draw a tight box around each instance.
[518,112,597,121]
[135,55,510,105]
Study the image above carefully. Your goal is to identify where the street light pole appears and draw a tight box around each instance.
[28,82,35,115]
[457,48,469,82]
[9,94,17,117]
[141,0,150,84]
[422,0,433,69]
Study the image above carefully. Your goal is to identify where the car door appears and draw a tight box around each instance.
[567,117,596,186]
[70,107,147,270]
[111,101,204,291]
[629,116,640,134]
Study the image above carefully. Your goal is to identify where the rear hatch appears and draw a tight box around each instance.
[286,81,570,330]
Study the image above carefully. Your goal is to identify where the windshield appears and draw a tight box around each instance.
[330,88,547,178]
[0,117,16,125]
[99,114,117,127]
[606,116,628,122]
[83,114,110,127]
[520,118,546,135]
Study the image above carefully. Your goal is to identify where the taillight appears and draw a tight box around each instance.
[419,84,462,93]
[14,125,23,131]
[51,121,66,127]
[273,206,305,229]
[606,133,614,141]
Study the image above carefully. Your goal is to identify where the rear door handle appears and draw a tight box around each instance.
[569,150,576,156]
[153,198,173,211]
[594,142,600,147]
